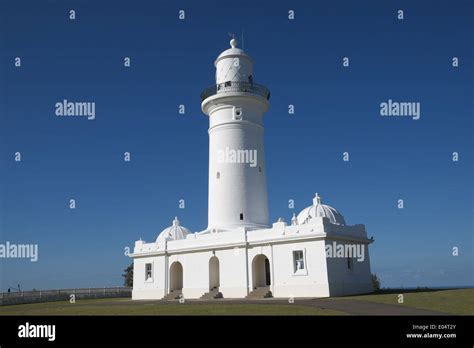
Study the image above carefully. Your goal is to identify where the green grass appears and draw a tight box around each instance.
[1,289,471,315]
[0,298,344,316]
[339,289,474,315]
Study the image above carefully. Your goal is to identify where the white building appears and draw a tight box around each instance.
[130,38,373,300]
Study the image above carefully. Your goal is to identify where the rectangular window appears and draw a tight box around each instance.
[240,213,244,220]
[347,257,353,271]
[293,250,305,273]
[145,263,152,281]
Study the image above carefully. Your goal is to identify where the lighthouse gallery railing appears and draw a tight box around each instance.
[201,81,270,102]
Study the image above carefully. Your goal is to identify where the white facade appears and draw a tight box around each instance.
[131,39,373,300]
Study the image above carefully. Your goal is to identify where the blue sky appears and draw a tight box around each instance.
[0,0,472,290]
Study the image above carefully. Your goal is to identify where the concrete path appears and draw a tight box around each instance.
[303,298,445,315]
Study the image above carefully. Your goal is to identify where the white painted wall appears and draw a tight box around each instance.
[205,101,269,230]
[214,247,249,298]
[131,220,373,300]
[270,240,331,298]
[325,241,373,296]
[132,255,166,300]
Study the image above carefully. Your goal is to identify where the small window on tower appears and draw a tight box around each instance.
[259,166,262,173]
[240,213,244,220]
[234,107,242,120]
[216,172,220,179]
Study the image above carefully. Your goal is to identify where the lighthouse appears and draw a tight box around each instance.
[201,38,271,231]
[132,37,374,301]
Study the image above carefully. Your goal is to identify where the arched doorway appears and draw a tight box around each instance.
[169,261,183,291]
[252,254,271,289]
[209,256,220,290]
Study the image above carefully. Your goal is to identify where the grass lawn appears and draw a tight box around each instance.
[339,289,474,315]
[0,298,344,316]
[1,289,471,315]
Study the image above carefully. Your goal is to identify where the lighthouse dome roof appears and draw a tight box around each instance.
[215,38,253,65]
[296,193,346,226]
[156,217,191,242]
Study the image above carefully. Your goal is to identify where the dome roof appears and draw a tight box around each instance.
[296,193,346,226]
[156,217,191,242]
[215,38,252,65]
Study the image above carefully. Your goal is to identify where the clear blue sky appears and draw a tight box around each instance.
[0,0,472,290]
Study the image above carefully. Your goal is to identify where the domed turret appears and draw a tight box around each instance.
[296,193,346,226]
[156,217,191,242]
[201,37,270,103]
[214,38,253,84]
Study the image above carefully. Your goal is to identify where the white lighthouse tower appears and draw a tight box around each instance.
[201,38,271,231]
